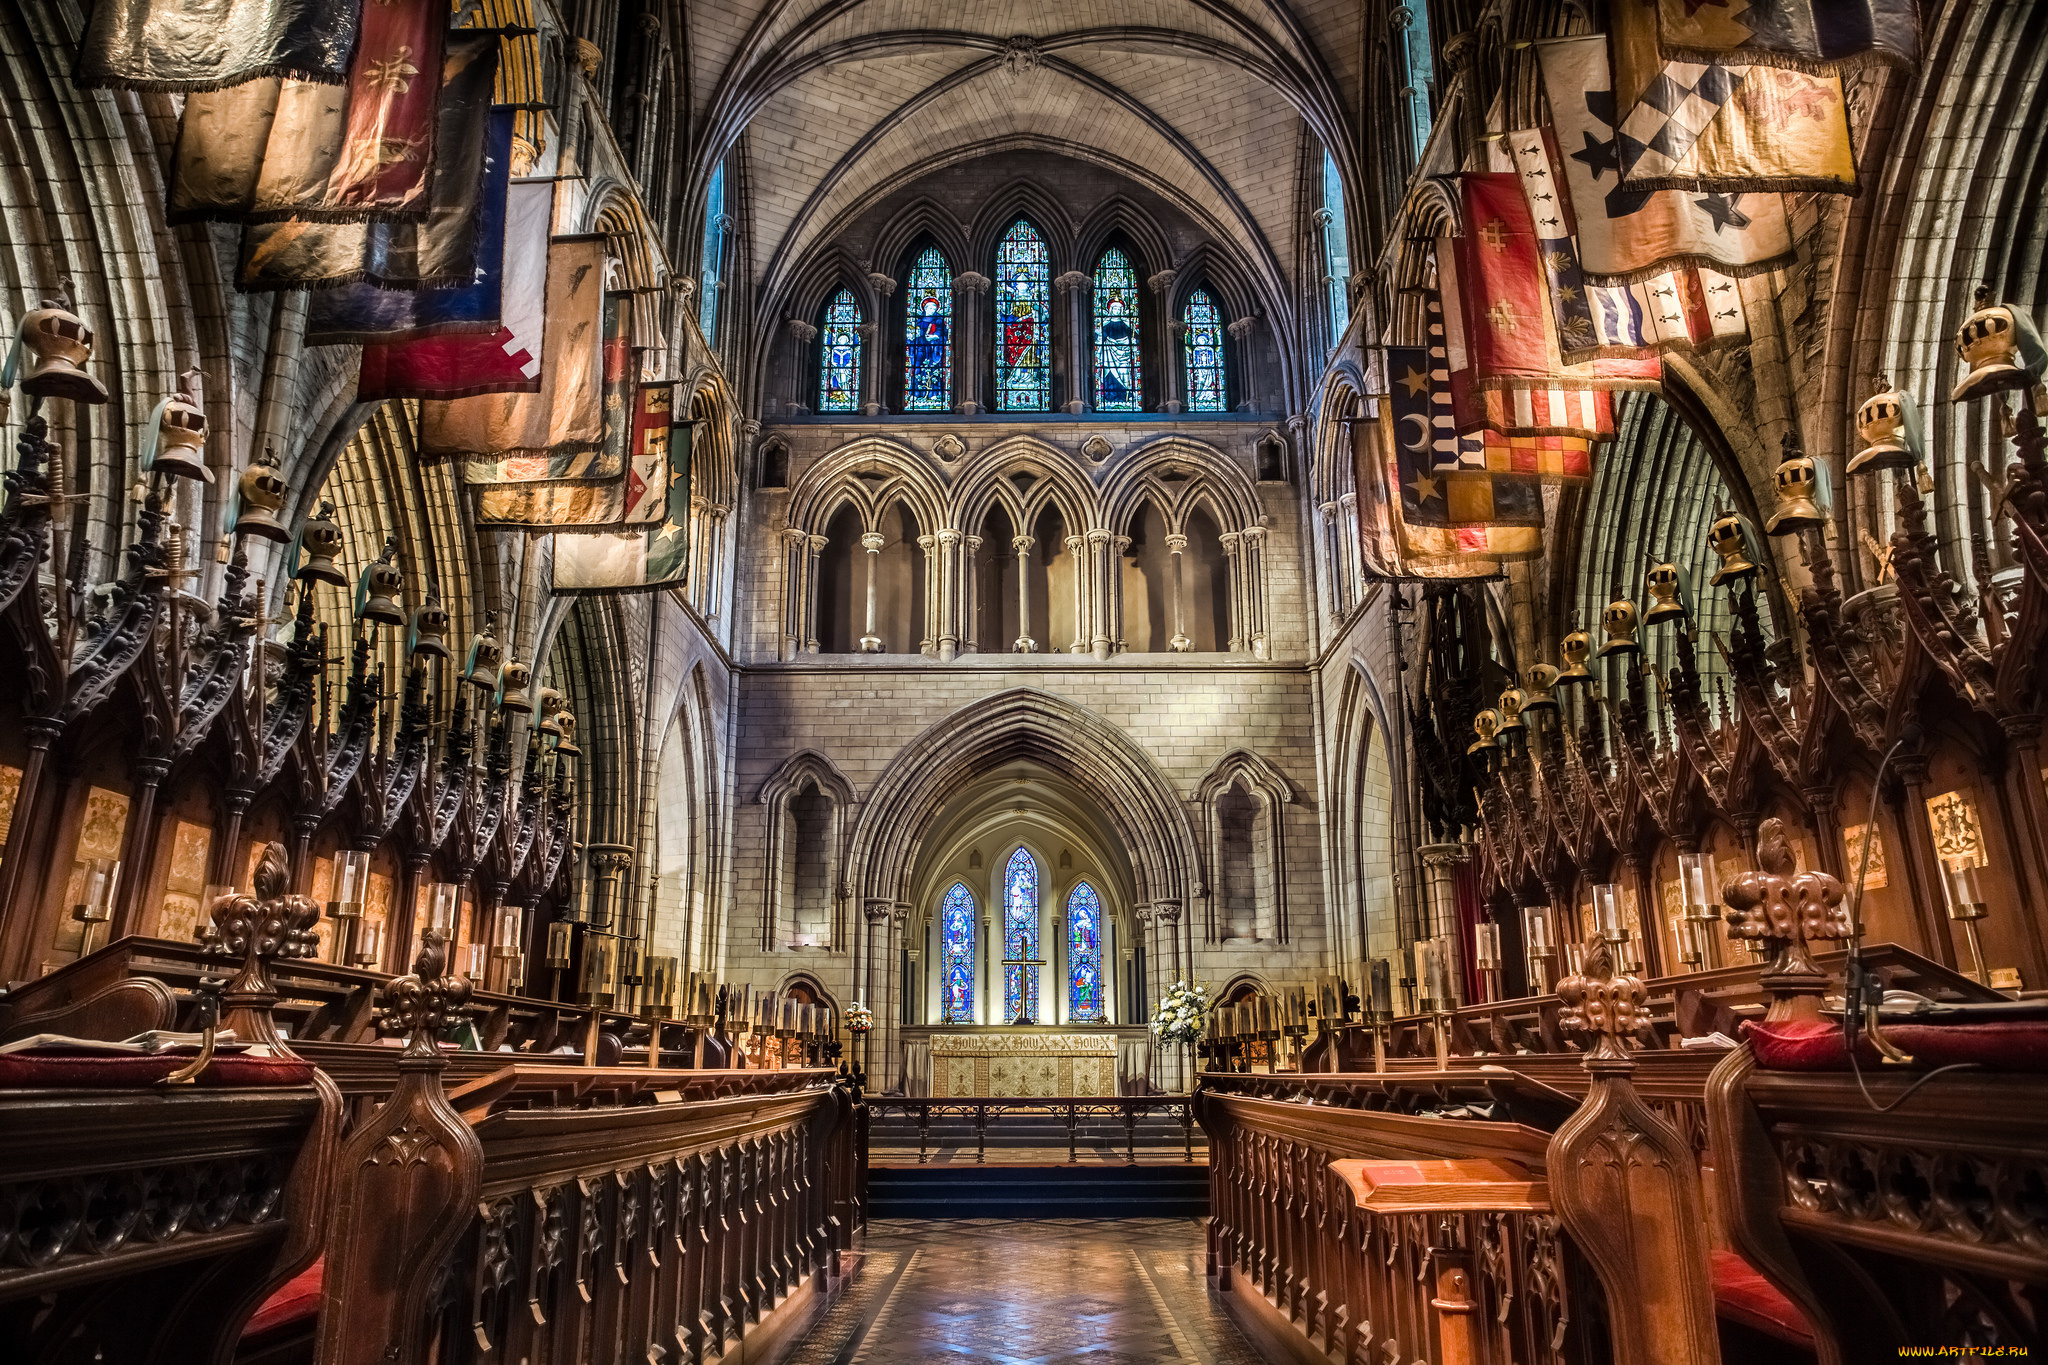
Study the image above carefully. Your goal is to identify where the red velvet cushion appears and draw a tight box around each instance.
[0,1052,317,1088]
[1711,1249,1814,1347]
[1743,1018,2048,1073]
[245,1260,324,1337]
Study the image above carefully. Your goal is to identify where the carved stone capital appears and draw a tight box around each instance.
[863,898,894,925]
[1164,533,1189,553]
[1147,269,1177,296]
[938,528,962,547]
[807,534,830,552]
[1227,317,1259,340]
[1055,271,1092,295]
[787,319,818,343]
[1011,535,1035,554]
[954,271,991,295]
[1153,899,1182,925]
[867,273,897,297]
[860,532,886,554]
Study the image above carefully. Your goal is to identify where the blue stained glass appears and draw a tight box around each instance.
[995,222,1050,411]
[1067,882,1104,1022]
[819,288,861,413]
[903,247,953,412]
[941,883,975,1023]
[1003,848,1039,1023]
[699,161,726,346]
[1092,248,1142,411]
[1184,290,1226,413]
[1322,151,1352,343]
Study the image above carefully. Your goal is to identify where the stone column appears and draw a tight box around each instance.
[1055,270,1091,413]
[1150,269,1180,413]
[1227,316,1259,413]
[1218,531,1245,653]
[1111,534,1131,652]
[1011,535,1036,652]
[1086,528,1114,659]
[786,320,817,414]
[1337,492,1360,606]
[917,534,937,656]
[858,531,885,652]
[937,527,962,661]
[803,533,828,653]
[1065,534,1089,653]
[1163,321,1187,413]
[1164,532,1191,651]
[953,271,989,414]
[962,534,983,653]
[1317,501,1345,621]
[1154,899,1184,1093]
[779,526,810,661]
[1418,843,1468,1007]
[862,898,891,1077]
[1242,525,1269,660]
[857,322,881,415]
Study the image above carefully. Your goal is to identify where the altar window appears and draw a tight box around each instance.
[1067,881,1105,1022]
[940,882,975,1024]
[1003,848,1040,1023]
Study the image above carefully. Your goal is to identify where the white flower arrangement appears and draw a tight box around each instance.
[845,1002,874,1033]
[1149,979,1210,1046]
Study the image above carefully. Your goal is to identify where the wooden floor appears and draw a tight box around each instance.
[781,1219,1262,1364]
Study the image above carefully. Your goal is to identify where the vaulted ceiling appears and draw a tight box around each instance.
[687,0,1364,317]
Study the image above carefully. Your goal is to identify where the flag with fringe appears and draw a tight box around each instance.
[553,406,695,591]
[419,234,607,468]
[1535,36,1795,283]
[76,0,359,92]
[1621,0,1918,75]
[1610,4,1858,193]
[1503,129,1750,360]
[236,35,499,290]
[347,179,554,396]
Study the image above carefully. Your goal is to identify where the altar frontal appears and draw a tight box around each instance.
[930,1031,1118,1097]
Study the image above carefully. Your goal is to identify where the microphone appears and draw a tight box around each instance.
[1843,721,1923,1049]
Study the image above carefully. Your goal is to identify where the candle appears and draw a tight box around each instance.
[1413,939,1436,1008]
[1944,860,1988,921]
[1427,938,1452,1009]
[430,883,460,934]
[1369,958,1392,1020]
[1678,852,1710,914]
[1524,905,1552,952]
[1474,923,1501,970]
[1592,883,1622,939]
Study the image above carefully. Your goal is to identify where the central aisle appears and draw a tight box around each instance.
[785,1219,1262,1364]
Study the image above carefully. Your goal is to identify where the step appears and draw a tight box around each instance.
[867,1164,1211,1219]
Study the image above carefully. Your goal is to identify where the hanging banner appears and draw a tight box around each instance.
[553,410,695,591]
[348,179,553,395]
[1623,0,1919,72]
[310,112,520,347]
[1535,36,1796,283]
[1609,5,1857,194]
[418,235,606,464]
[76,0,360,92]
[236,35,499,290]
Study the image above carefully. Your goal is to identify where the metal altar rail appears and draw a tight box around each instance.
[868,1096,1197,1165]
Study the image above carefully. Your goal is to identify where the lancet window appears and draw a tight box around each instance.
[1184,290,1226,413]
[1003,848,1040,1022]
[1092,248,1142,410]
[819,289,861,413]
[1067,881,1104,1022]
[940,882,976,1024]
[995,222,1050,411]
[903,247,953,412]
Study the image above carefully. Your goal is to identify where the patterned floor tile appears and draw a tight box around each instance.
[784,1219,1261,1365]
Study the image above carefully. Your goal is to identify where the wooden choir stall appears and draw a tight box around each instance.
[0,847,869,1365]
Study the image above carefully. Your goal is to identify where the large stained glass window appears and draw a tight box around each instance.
[1184,289,1226,413]
[1322,150,1352,343]
[940,882,975,1023]
[903,247,953,412]
[994,221,1050,411]
[1092,248,1142,410]
[1002,847,1040,1022]
[1067,881,1105,1022]
[819,288,861,413]
[699,161,726,346]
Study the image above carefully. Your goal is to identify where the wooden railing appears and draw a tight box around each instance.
[867,1096,1197,1164]
[314,939,865,1365]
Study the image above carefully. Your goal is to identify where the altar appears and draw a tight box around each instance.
[897,1026,1153,1097]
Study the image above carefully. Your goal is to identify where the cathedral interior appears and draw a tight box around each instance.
[0,0,2044,1361]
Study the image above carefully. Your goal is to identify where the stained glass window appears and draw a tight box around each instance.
[940,883,975,1023]
[819,288,861,413]
[1322,151,1352,343]
[1183,290,1226,413]
[1092,248,1142,410]
[699,161,726,346]
[903,247,953,412]
[995,221,1050,411]
[1003,847,1040,1023]
[1067,882,1104,1022]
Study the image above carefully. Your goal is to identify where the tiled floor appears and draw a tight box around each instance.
[785,1219,1263,1365]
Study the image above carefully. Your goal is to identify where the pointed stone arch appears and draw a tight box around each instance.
[849,688,1200,913]
[757,749,858,951]
[1194,748,1296,945]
